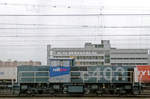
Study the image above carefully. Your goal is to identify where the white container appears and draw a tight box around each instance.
[0,67,17,82]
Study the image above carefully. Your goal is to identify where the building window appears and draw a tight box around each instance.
[105,55,110,63]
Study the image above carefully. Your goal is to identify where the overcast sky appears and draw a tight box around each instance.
[0,0,150,64]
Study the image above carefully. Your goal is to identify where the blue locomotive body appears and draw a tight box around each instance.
[15,58,142,96]
[71,66,132,84]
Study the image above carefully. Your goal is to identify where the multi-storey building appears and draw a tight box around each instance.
[110,49,149,66]
[0,60,41,67]
[47,40,150,66]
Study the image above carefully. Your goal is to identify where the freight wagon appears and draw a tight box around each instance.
[0,67,17,95]
[13,58,150,96]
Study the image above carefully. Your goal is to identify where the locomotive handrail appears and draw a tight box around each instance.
[18,71,50,83]
[71,71,132,72]
[20,76,49,78]
[71,71,134,83]
[20,71,49,73]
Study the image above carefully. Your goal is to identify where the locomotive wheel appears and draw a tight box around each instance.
[133,90,140,95]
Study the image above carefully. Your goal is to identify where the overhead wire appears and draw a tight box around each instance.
[1,14,150,16]
[0,2,150,10]
[0,39,150,41]
[0,4,149,47]
[0,34,150,37]
[0,43,149,46]
[0,24,150,29]
[0,23,149,27]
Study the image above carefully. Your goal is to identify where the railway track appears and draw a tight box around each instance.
[0,94,150,97]
[0,88,150,97]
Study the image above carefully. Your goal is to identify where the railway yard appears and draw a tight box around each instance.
[1,1,150,98]
[0,58,150,97]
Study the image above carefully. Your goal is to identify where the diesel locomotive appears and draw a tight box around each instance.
[13,58,150,96]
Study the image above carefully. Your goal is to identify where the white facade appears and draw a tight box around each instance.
[111,49,149,66]
[47,40,111,66]
[47,40,150,66]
